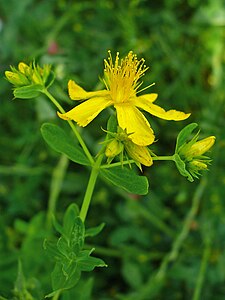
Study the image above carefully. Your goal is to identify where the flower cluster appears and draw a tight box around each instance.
[178,134,215,180]
[173,123,215,181]
[5,62,52,99]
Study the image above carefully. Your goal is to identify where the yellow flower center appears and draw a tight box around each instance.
[103,51,148,103]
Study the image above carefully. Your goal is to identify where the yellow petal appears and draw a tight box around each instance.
[58,97,112,127]
[68,80,110,100]
[137,93,158,103]
[114,104,155,146]
[134,97,191,121]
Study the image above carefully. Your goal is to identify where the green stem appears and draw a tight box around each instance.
[152,155,175,161]
[100,155,175,169]
[100,160,134,169]
[43,88,94,165]
[79,154,104,222]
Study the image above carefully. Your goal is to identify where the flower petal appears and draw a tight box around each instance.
[114,104,155,146]
[134,97,191,121]
[58,97,112,127]
[68,80,109,100]
[137,93,158,103]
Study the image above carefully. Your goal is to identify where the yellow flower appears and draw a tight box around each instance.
[58,51,190,146]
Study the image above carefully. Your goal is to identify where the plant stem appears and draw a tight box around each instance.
[79,154,104,222]
[152,155,175,161]
[43,88,94,164]
[100,155,175,169]
[100,160,134,169]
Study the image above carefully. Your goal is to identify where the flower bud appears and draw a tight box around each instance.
[18,62,30,75]
[5,71,30,86]
[185,136,215,158]
[125,141,153,167]
[190,160,208,170]
[105,139,123,158]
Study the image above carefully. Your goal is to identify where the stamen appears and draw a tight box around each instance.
[103,51,150,103]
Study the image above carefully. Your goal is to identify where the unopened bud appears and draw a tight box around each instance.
[186,136,216,157]
[191,160,208,170]
[5,71,30,86]
[125,141,153,167]
[105,139,123,158]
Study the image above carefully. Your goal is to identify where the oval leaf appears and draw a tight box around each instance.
[100,167,149,195]
[41,123,90,166]
[175,123,198,152]
[13,84,43,99]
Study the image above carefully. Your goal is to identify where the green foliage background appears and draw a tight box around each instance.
[0,0,225,299]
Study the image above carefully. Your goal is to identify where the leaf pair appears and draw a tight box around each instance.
[41,123,149,195]
[44,204,106,297]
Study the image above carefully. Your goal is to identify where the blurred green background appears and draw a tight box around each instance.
[0,0,225,299]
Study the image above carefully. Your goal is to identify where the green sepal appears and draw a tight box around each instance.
[175,123,198,153]
[107,114,117,134]
[41,123,90,166]
[101,166,149,195]
[13,84,43,99]
[45,70,55,89]
[174,153,194,182]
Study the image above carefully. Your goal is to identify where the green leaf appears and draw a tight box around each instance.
[101,166,149,195]
[57,237,71,257]
[50,261,81,292]
[52,215,64,236]
[174,154,194,182]
[70,217,85,254]
[175,123,198,152]
[63,203,80,238]
[13,84,43,99]
[41,123,90,166]
[77,250,107,272]
[62,278,94,300]
[43,239,64,260]
[85,223,105,237]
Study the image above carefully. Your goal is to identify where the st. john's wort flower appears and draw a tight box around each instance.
[58,51,190,146]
